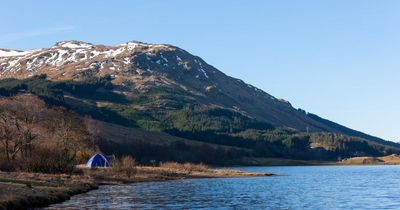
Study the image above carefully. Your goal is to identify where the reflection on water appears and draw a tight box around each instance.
[45,166,400,209]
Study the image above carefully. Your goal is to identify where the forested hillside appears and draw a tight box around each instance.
[0,75,398,164]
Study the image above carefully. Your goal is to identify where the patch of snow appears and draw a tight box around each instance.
[123,57,131,65]
[0,48,41,58]
[160,53,168,62]
[51,49,68,66]
[278,98,290,104]
[74,49,87,61]
[89,50,101,59]
[146,53,152,61]
[104,47,125,58]
[119,42,138,51]
[200,68,208,79]
[75,67,88,71]
[47,52,59,66]
[176,55,182,62]
[8,58,22,68]
[254,87,262,92]
[0,49,25,57]
[57,41,92,49]
[64,52,77,63]
[26,57,38,70]
[90,62,101,69]
[197,61,208,78]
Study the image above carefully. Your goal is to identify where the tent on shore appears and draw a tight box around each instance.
[86,153,110,168]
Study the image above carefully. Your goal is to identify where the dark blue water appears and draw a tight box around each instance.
[46,166,400,209]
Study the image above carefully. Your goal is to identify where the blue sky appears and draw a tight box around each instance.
[1,0,399,141]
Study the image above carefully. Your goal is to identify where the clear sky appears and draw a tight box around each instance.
[1,0,399,141]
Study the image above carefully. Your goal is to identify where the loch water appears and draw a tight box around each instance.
[46,165,400,209]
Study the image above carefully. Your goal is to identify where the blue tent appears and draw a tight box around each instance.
[86,154,110,168]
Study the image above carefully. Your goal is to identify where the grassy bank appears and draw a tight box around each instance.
[0,163,273,209]
[339,154,400,165]
[0,172,97,210]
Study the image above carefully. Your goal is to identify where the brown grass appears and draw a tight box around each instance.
[160,162,209,173]
[0,171,97,210]
[339,154,400,165]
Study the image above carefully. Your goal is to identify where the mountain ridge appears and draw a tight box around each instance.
[0,40,396,151]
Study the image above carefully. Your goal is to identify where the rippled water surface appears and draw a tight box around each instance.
[46,166,400,209]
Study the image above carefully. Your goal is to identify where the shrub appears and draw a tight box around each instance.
[0,159,15,172]
[22,146,76,174]
[113,155,136,178]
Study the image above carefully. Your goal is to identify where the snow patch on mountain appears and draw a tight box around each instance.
[0,49,26,57]
[55,41,93,49]
[0,48,42,58]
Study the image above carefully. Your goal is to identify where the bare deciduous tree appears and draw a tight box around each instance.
[0,94,94,173]
[0,95,41,163]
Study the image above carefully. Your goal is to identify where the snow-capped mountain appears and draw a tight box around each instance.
[0,40,391,145]
[0,40,179,79]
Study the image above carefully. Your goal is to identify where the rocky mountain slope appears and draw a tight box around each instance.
[0,40,398,160]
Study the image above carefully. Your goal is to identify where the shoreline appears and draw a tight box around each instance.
[2,155,399,210]
[0,172,98,210]
[236,154,400,166]
[0,166,274,210]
